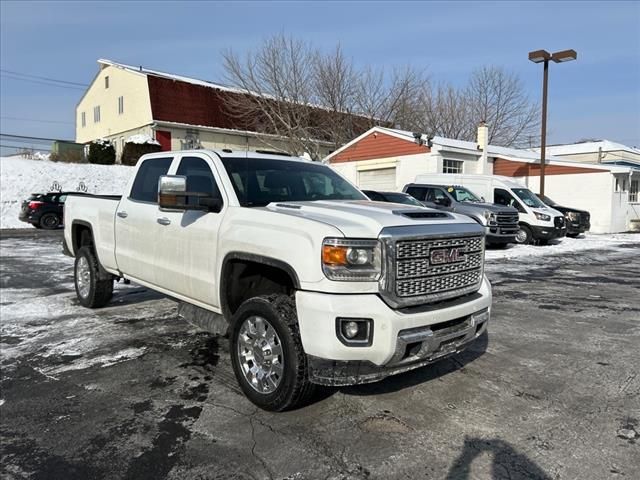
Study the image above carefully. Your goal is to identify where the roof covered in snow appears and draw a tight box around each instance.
[325,126,636,173]
[535,140,640,156]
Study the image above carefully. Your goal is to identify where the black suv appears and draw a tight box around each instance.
[19,192,70,229]
[536,195,590,238]
[362,190,426,207]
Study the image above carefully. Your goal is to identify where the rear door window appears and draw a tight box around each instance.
[130,157,173,203]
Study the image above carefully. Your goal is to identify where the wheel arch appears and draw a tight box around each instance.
[220,252,300,320]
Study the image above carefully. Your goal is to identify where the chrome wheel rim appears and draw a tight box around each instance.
[237,315,284,394]
[76,256,91,298]
[515,229,527,244]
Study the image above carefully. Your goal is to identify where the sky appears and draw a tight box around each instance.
[1,0,639,151]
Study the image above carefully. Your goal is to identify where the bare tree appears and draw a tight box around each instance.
[353,65,428,132]
[312,45,360,150]
[222,35,538,155]
[418,83,474,140]
[465,66,540,147]
[221,34,326,159]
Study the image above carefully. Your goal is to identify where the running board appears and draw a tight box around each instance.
[177,302,228,336]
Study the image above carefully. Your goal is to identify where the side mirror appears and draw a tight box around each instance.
[434,197,451,207]
[481,196,486,202]
[158,175,188,210]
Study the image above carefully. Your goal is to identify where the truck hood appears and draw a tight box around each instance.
[264,200,477,238]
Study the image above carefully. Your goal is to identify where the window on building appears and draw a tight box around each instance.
[630,180,639,203]
[129,157,173,203]
[93,106,100,123]
[81,112,86,127]
[615,177,620,192]
[105,76,109,89]
[442,159,463,174]
[118,96,124,115]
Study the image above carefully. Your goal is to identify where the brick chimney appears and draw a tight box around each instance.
[477,121,489,174]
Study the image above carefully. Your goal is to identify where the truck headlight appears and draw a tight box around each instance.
[535,212,551,221]
[322,238,382,281]
[483,211,496,225]
[566,212,579,221]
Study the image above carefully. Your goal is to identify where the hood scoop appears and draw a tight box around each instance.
[394,209,451,220]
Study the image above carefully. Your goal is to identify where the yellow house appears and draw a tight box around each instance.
[76,59,338,162]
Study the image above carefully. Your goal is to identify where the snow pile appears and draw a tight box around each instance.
[32,152,51,161]
[0,156,134,229]
[486,233,639,261]
[126,134,160,145]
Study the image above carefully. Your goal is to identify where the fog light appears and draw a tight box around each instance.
[335,318,373,346]
[343,321,359,338]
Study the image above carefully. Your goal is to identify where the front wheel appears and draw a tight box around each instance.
[230,294,315,411]
[74,247,113,308]
[515,225,532,245]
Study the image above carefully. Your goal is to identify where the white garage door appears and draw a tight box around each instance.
[358,168,397,191]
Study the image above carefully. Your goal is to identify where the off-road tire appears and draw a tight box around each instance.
[74,246,113,308]
[566,233,581,238]
[230,294,315,411]
[515,225,533,245]
[40,213,60,230]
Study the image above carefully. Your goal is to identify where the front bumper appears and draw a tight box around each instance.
[296,277,492,385]
[530,224,566,241]
[566,221,590,235]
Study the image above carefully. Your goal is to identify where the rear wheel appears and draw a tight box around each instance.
[74,247,113,308]
[39,213,60,230]
[515,225,532,245]
[230,294,315,411]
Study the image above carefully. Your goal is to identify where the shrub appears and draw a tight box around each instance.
[50,150,86,163]
[88,139,116,165]
[121,141,162,166]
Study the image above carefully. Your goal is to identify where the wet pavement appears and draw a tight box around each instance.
[1,229,639,479]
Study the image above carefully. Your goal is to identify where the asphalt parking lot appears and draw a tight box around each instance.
[1,229,639,480]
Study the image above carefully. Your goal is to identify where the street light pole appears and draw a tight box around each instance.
[528,49,577,197]
[540,58,549,197]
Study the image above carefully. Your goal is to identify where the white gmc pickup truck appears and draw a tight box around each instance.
[64,150,492,411]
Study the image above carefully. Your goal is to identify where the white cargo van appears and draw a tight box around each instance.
[413,174,567,244]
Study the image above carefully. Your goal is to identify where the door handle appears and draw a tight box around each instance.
[156,217,171,226]
[117,211,128,218]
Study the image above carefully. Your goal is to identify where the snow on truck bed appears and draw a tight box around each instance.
[0,156,134,229]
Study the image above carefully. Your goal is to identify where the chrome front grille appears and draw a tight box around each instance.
[392,234,484,302]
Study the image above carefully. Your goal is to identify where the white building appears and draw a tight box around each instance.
[327,126,640,233]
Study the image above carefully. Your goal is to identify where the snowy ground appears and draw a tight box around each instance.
[485,232,640,261]
[0,156,133,229]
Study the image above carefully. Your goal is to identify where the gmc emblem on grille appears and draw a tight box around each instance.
[430,247,465,265]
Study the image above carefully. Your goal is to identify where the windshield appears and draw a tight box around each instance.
[221,157,367,207]
[447,186,481,203]
[383,193,424,206]
[513,188,547,208]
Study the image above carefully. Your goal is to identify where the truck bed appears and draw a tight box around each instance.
[63,194,122,272]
